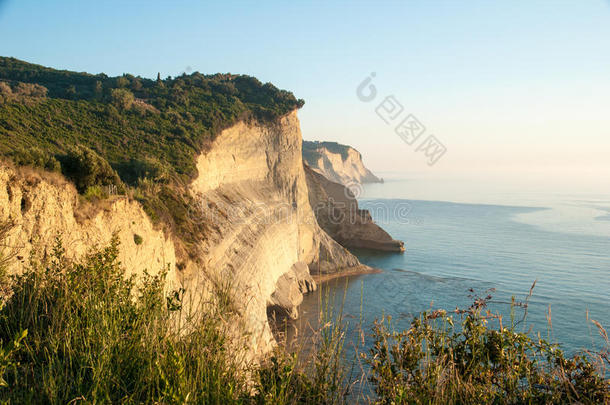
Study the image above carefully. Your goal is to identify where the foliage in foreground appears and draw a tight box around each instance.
[0,233,607,403]
[0,236,350,404]
[0,238,244,404]
[365,293,610,404]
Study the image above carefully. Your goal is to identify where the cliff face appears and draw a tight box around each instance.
[305,165,404,252]
[302,141,382,186]
[0,166,178,286]
[186,111,362,356]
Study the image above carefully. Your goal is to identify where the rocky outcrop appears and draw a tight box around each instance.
[302,141,382,186]
[0,165,178,286]
[305,165,404,252]
[267,262,316,320]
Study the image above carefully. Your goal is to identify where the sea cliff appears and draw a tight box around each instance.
[305,165,404,252]
[302,140,382,186]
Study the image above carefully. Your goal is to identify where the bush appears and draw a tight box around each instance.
[365,293,610,404]
[133,233,143,245]
[61,145,123,193]
[118,156,171,185]
[0,81,47,104]
[0,81,11,97]
[110,88,134,110]
[82,185,109,201]
[14,82,47,98]
[10,146,60,172]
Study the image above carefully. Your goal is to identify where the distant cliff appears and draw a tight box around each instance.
[302,141,382,186]
[305,165,404,252]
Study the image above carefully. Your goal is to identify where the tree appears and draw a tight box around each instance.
[131,78,143,91]
[94,81,103,98]
[0,82,12,96]
[116,76,129,88]
[61,145,123,193]
[0,81,12,104]
[110,88,134,110]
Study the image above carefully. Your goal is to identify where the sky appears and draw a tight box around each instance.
[1,0,610,195]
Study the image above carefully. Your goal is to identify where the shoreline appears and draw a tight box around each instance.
[311,264,382,284]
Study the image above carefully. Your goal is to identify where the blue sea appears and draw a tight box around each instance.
[296,178,610,357]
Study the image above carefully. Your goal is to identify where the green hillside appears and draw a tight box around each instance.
[0,56,304,183]
[0,57,304,257]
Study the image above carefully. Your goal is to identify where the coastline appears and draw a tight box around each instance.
[310,264,382,284]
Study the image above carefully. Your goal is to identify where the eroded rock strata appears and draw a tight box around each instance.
[185,111,364,355]
[0,165,178,286]
[305,165,404,252]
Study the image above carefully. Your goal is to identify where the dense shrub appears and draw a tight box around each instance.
[82,185,109,201]
[111,88,135,110]
[9,146,60,172]
[0,80,47,104]
[0,81,11,104]
[365,294,610,404]
[118,156,171,185]
[14,82,48,98]
[60,145,123,193]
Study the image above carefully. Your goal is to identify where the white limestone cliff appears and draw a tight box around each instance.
[186,111,363,356]
[302,140,382,186]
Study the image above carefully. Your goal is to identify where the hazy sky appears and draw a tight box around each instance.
[1,0,609,192]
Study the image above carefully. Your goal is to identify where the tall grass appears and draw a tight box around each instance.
[0,236,244,404]
[258,278,354,405]
[0,232,354,404]
[0,230,607,404]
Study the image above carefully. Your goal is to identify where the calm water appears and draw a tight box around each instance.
[297,179,610,357]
